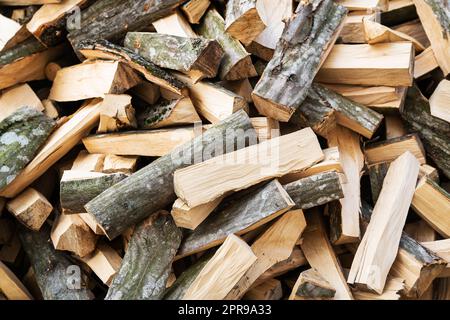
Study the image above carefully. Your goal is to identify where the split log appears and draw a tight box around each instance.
[400,86,450,178]
[85,110,256,240]
[0,83,43,122]
[131,82,160,105]
[77,40,187,96]
[414,47,438,79]
[0,107,55,190]
[244,279,283,300]
[0,260,33,300]
[66,0,186,50]
[327,125,364,244]
[81,243,122,286]
[181,0,210,24]
[364,133,426,166]
[20,226,94,300]
[71,151,105,172]
[10,5,40,24]
[79,213,104,235]
[102,155,138,174]
[339,11,378,44]
[97,94,136,133]
[174,73,248,124]
[316,43,414,87]
[380,0,417,26]
[196,8,257,80]
[220,78,253,104]
[421,240,450,278]
[83,127,199,157]
[124,32,223,82]
[182,234,256,300]
[252,0,347,122]
[429,79,450,123]
[290,83,383,139]
[348,152,420,294]
[136,97,200,129]
[393,18,430,47]
[0,99,103,198]
[224,0,265,46]
[106,211,182,300]
[6,187,53,231]
[360,201,446,298]
[245,0,292,61]
[363,19,425,52]
[0,38,64,90]
[0,14,26,52]
[49,60,141,102]
[170,196,223,230]
[174,128,324,207]
[255,247,307,285]
[283,171,344,210]
[177,179,294,258]
[419,164,440,182]
[26,0,87,46]
[280,147,343,184]
[42,99,59,119]
[50,213,97,257]
[413,0,450,75]
[352,276,405,300]
[300,210,353,300]
[289,268,336,300]
[412,178,450,238]
[152,10,197,37]
[324,84,407,113]
[60,171,127,214]
[225,209,306,300]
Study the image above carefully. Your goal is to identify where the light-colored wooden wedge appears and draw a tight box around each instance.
[0,83,43,122]
[429,79,450,123]
[0,261,33,300]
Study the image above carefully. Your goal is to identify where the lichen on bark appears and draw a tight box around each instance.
[0,107,55,190]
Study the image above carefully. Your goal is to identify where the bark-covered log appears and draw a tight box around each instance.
[163,254,211,300]
[368,162,390,203]
[177,179,294,258]
[106,211,182,300]
[196,8,257,80]
[77,39,187,96]
[67,0,186,50]
[84,110,256,240]
[124,32,224,81]
[291,83,383,139]
[60,171,128,214]
[19,226,94,300]
[400,86,450,179]
[0,107,55,190]
[360,201,446,298]
[283,171,344,210]
[252,0,347,122]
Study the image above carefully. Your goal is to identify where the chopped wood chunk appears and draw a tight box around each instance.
[429,80,450,123]
[290,268,336,300]
[181,0,210,24]
[81,243,122,286]
[339,11,378,44]
[352,276,405,300]
[250,117,279,142]
[421,239,450,278]
[72,151,105,172]
[98,94,137,133]
[6,187,53,231]
[348,152,419,294]
[0,83,43,122]
[171,196,223,230]
[102,155,138,174]
[183,234,257,300]
[385,115,407,139]
[414,47,438,78]
[79,213,104,235]
[225,0,265,46]
[244,279,283,300]
[412,178,450,238]
[0,260,33,300]
[404,220,437,243]
[174,128,323,207]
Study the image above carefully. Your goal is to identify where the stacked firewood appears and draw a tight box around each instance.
[0,0,449,301]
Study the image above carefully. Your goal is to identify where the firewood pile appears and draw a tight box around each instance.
[0,0,449,301]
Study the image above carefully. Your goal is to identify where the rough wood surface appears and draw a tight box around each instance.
[124,32,223,81]
[225,209,306,300]
[106,211,182,300]
[19,226,94,300]
[67,0,186,50]
[429,79,450,123]
[177,179,294,258]
[81,243,122,286]
[60,171,127,214]
[84,110,256,240]
[97,94,136,133]
[0,83,43,122]
[252,0,347,122]
[0,107,55,191]
[244,278,283,300]
[283,171,344,210]
[290,268,336,300]
[0,260,33,300]
[196,8,257,80]
[400,86,450,179]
